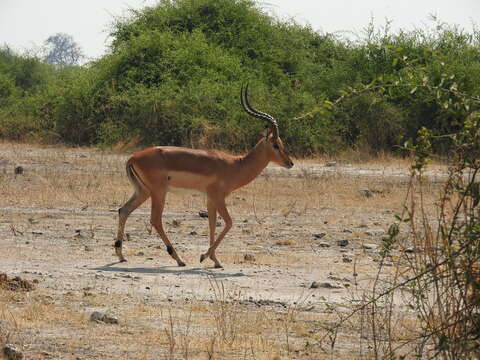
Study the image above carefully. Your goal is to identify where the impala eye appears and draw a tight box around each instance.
[272,143,280,150]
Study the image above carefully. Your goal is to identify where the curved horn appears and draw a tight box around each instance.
[241,84,279,139]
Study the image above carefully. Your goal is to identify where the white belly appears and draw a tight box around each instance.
[166,171,216,192]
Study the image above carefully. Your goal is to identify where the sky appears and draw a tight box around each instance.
[0,0,478,61]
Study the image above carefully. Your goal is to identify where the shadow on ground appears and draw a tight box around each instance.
[93,262,249,278]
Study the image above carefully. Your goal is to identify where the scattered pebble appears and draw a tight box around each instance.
[365,229,385,237]
[3,344,23,360]
[14,166,24,175]
[342,255,353,263]
[190,231,197,235]
[318,242,330,248]
[313,233,326,239]
[310,281,342,289]
[325,162,337,167]
[405,247,418,254]
[90,311,119,324]
[73,232,85,239]
[243,253,256,262]
[198,211,208,218]
[363,243,378,250]
[171,219,181,227]
[336,239,349,247]
[359,188,373,198]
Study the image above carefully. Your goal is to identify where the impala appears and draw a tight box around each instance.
[115,85,294,268]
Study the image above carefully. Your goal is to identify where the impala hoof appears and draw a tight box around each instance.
[178,261,186,267]
[214,263,223,269]
[119,258,127,263]
[200,254,207,263]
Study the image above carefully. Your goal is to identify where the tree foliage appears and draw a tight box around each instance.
[43,33,84,66]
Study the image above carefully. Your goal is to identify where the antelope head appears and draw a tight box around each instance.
[241,84,294,169]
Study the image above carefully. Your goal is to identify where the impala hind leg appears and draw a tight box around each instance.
[115,190,149,262]
[151,192,186,267]
[200,198,232,268]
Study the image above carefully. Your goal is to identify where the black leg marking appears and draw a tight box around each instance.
[167,245,174,255]
[114,240,122,248]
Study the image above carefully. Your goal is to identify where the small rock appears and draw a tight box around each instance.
[359,189,373,198]
[73,232,85,239]
[405,247,418,254]
[336,239,349,247]
[0,320,12,328]
[3,344,23,360]
[90,311,118,324]
[365,229,385,237]
[363,243,378,250]
[318,242,330,248]
[313,233,326,239]
[14,166,24,175]
[243,253,255,262]
[171,219,181,227]
[198,211,208,218]
[189,231,197,235]
[329,274,351,283]
[310,281,342,289]
[325,162,337,167]
[342,255,352,263]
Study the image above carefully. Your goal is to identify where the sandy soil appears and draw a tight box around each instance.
[0,143,446,359]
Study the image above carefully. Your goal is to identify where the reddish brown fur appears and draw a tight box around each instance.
[115,130,293,268]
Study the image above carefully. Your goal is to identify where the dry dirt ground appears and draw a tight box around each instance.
[0,143,447,359]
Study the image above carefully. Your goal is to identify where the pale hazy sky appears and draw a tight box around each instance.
[0,0,478,61]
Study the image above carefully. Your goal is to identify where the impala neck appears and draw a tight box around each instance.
[233,140,270,190]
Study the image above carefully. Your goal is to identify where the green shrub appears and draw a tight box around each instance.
[0,3,479,157]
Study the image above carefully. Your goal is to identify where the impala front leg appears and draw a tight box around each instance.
[200,198,232,268]
[203,199,222,268]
